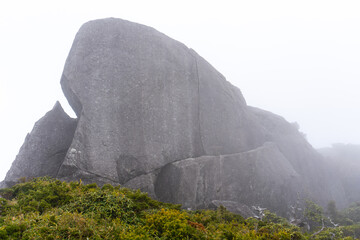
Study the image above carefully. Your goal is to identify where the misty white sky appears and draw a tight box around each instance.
[1,0,360,181]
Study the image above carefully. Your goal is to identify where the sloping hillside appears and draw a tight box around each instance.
[1,178,360,239]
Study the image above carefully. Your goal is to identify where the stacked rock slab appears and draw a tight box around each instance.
[1,18,349,215]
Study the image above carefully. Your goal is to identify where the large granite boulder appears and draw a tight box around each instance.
[57,18,265,185]
[2,102,77,188]
[1,18,352,215]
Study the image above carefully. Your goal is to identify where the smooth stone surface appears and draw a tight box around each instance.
[57,18,265,184]
[153,142,300,216]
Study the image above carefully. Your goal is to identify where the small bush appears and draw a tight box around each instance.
[62,189,136,222]
[145,208,203,239]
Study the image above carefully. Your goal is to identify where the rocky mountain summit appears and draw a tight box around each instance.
[1,18,354,216]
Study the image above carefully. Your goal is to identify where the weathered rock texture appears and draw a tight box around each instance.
[2,102,77,188]
[154,143,300,216]
[1,18,354,215]
[57,18,265,185]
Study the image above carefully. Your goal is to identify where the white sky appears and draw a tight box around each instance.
[1,0,360,181]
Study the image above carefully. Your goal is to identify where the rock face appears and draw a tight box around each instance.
[2,102,77,188]
[58,18,264,185]
[319,144,360,206]
[249,107,347,209]
[154,143,301,216]
[1,18,353,215]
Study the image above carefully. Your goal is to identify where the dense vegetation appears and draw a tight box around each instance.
[0,177,359,239]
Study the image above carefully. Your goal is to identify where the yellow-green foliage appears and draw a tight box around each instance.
[145,208,204,239]
[343,203,360,223]
[304,200,323,224]
[0,177,358,239]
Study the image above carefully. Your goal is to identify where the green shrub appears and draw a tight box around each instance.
[1,177,358,239]
[3,223,27,239]
[340,223,360,239]
[83,182,98,190]
[101,183,114,191]
[262,210,289,225]
[0,227,7,240]
[343,205,360,223]
[0,189,14,200]
[191,205,245,227]
[62,188,136,223]
[0,199,8,216]
[4,177,72,214]
[145,208,203,239]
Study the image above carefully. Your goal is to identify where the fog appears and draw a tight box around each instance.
[1,0,360,181]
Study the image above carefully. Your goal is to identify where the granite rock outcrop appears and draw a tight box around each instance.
[57,18,265,185]
[2,102,77,187]
[1,18,352,215]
